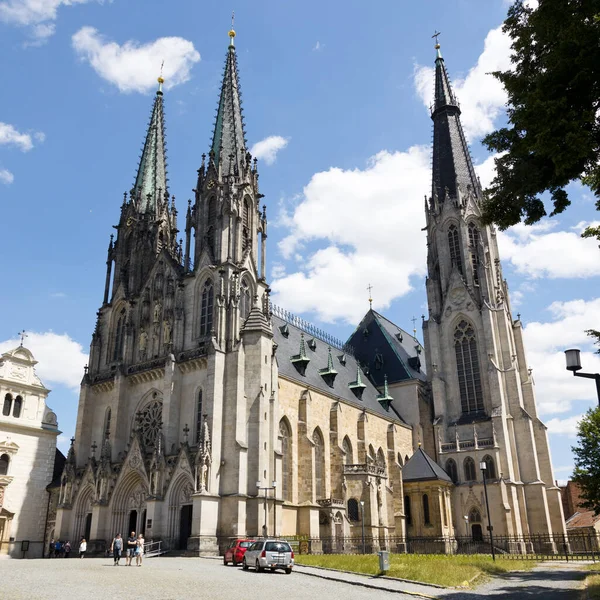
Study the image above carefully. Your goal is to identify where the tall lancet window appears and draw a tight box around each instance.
[242,198,250,252]
[454,320,484,414]
[313,428,325,500]
[113,308,126,361]
[468,223,480,285]
[195,390,203,444]
[240,280,251,322]
[207,197,216,257]
[448,225,463,275]
[200,280,214,336]
[279,419,292,501]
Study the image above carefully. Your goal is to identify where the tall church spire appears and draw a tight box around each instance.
[210,26,247,171]
[133,77,168,214]
[431,42,480,203]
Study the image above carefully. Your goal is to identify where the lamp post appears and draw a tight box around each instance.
[565,349,600,405]
[464,515,469,537]
[256,480,277,538]
[360,501,365,554]
[479,461,495,561]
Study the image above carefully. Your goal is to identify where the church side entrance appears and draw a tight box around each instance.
[179,505,192,549]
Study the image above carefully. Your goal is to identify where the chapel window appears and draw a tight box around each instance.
[0,454,9,476]
[347,498,359,522]
[454,320,484,414]
[445,458,458,484]
[342,437,353,465]
[448,224,463,274]
[404,495,412,526]
[313,429,325,500]
[3,393,12,416]
[13,396,22,419]
[280,419,292,501]
[423,494,431,525]
[464,457,477,482]
[200,280,214,336]
[483,455,497,479]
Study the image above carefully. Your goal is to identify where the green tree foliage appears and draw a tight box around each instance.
[482,1,600,236]
[587,329,600,353]
[573,407,600,515]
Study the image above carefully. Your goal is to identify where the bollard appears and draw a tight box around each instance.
[378,550,390,573]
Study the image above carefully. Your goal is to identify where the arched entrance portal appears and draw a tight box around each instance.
[166,475,194,550]
[73,486,94,542]
[469,508,483,541]
[84,513,92,542]
[110,472,148,538]
[179,506,193,549]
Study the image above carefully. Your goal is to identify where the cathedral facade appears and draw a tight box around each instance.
[54,30,564,555]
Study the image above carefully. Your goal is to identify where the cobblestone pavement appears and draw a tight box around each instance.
[0,557,589,600]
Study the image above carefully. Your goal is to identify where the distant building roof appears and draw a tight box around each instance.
[47,448,67,490]
[402,447,452,483]
[566,510,600,530]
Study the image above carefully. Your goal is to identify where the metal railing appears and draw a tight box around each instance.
[144,540,166,558]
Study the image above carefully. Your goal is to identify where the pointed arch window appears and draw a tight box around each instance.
[3,393,12,416]
[464,457,477,482]
[207,197,216,257]
[347,498,359,522]
[422,494,431,525]
[242,197,250,252]
[468,223,480,285]
[376,448,386,474]
[113,308,126,361]
[240,280,251,322]
[483,455,496,479]
[448,224,463,274]
[200,280,214,336]
[313,429,325,500]
[445,458,458,483]
[404,495,412,525]
[195,390,203,444]
[104,408,112,439]
[13,396,22,419]
[280,419,292,501]
[0,454,9,476]
[454,320,484,414]
[342,436,353,465]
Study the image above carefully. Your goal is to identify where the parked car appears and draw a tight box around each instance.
[223,539,254,566]
[242,539,294,574]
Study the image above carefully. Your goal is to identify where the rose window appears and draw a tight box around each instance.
[139,399,162,449]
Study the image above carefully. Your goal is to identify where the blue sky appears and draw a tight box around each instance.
[1,0,598,482]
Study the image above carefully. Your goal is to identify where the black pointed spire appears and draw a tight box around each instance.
[431,42,480,203]
[133,76,168,214]
[210,25,247,171]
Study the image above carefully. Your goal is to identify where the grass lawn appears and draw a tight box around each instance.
[294,553,536,587]
[585,564,600,599]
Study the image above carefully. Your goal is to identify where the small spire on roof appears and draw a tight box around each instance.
[367,283,373,309]
[432,30,442,59]
[157,60,165,94]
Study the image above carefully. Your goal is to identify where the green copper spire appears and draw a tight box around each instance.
[377,374,393,411]
[210,25,247,170]
[133,77,168,213]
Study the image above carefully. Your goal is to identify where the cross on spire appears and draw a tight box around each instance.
[367,284,373,309]
[432,30,441,45]
[231,10,235,28]
[18,330,27,346]
[411,316,418,337]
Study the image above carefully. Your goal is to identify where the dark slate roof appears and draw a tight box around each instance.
[133,83,167,213]
[210,37,247,170]
[431,45,480,202]
[402,447,452,483]
[47,448,67,489]
[347,310,426,387]
[272,315,407,425]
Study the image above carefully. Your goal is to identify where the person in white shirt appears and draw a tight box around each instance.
[79,538,87,558]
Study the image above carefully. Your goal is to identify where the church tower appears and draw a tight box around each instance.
[422,41,565,540]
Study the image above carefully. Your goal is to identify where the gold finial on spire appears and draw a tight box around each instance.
[367,283,373,309]
[229,11,236,45]
[432,30,442,57]
[157,60,165,92]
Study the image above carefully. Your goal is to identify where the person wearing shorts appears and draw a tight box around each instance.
[126,532,136,565]
[111,533,123,566]
[135,534,145,566]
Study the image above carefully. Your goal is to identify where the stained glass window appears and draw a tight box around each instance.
[139,399,162,449]
[448,225,463,274]
[454,320,484,414]
[464,457,477,482]
[445,458,458,483]
[200,281,214,336]
[280,420,292,501]
[313,429,324,499]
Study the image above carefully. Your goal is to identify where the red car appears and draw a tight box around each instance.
[223,539,254,566]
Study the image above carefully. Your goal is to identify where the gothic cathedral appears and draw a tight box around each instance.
[54,31,565,554]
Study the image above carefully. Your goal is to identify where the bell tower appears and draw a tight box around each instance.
[422,40,565,540]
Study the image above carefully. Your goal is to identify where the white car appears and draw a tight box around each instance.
[242,540,294,574]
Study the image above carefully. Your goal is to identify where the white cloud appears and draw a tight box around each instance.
[313,41,321,51]
[0,122,41,151]
[0,0,101,42]
[72,27,201,94]
[546,415,583,437]
[0,332,88,391]
[0,168,14,184]
[414,26,512,140]
[271,147,430,323]
[251,136,289,166]
[497,221,600,279]
[522,298,600,415]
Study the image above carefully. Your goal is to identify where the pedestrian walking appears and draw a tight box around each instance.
[79,538,87,558]
[64,541,71,558]
[48,539,54,558]
[54,540,63,558]
[135,534,145,566]
[126,531,136,566]
[110,533,123,566]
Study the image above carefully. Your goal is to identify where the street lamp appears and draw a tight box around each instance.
[565,349,600,405]
[360,500,365,554]
[464,514,469,537]
[479,461,495,562]
[256,480,277,538]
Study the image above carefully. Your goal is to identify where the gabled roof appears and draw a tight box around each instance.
[133,80,168,214]
[347,310,426,387]
[272,314,407,424]
[402,447,452,483]
[566,510,600,529]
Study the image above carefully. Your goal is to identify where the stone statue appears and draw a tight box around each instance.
[153,300,162,323]
[200,461,208,493]
[163,319,172,344]
[139,328,148,359]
